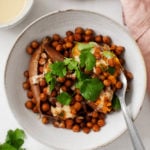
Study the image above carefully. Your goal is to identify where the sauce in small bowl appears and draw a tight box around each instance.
[0,0,34,29]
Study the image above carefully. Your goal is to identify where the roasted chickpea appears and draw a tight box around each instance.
[31,40,39,49]
[67,35,74,42]
[103,79,111,87]
[74,33,82,42]
[39,79,47,87]
[115,46,124,55]
[72,124,80,132]
[65,42,73,49]
[32,106,39,113]
[61,86,67,92]
[64,50,69,57]
[27,90,33,98]
[86,122,93,128]
[85,28,94,35]
[52,41,59,48]
[65,119,74,129]
[25,100,34,109]
[75,27,84,34]
[95,67,101,75]
[73,102,82,111]
[38,58,46,65]
[75,117,83,124]
[64,80,72,87]
[52,34,61,41]
[57,77,65,83]
[125,71,133,80]
[42,116,49,124]
[102,36,111,45]
[31,98,36,105]
[66,30,73,36]
[26,46,33,54]
[92,111,99,118]
[41,103,50,112]
[56,44,63,51]
[95,35,102,43]
[84,35,92,42]
[38,66,44,73]
[74,94,83,102]
[50,90,57,97]
[22,81,30,90]
[97,119,105,127]
[116,81,123,89]
[83,127,90,134]
[24,70,29,78]
[92,124,100,132]
[40,93,47,101]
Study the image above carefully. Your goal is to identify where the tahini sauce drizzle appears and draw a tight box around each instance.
[0,0,27,24]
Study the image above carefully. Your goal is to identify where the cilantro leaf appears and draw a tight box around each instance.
[64,58,78,71]
[0,143,16,150]
[44,72,56,91]
[79,78,104,101]
[57,92,72,105]
[108,66,115,75]
[77,42,97,51]
[51,61,67,77]
[112,94,121,110]
[5,129,25,149]
[0,129,26,150]
[102,50,115,59]
[80,51,96,71]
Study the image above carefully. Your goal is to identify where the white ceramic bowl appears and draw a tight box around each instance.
[0,0,34,29]
[5,10,147,150]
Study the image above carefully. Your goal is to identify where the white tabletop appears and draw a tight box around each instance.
[0,0,150,150]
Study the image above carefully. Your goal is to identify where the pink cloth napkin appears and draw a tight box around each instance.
[120,0,150,93]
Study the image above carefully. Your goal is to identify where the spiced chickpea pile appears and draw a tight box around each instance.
[23,27,133,133]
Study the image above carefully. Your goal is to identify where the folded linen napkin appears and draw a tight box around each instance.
[121,0,150,93]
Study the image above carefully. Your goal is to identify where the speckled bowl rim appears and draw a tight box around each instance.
[4,9,147,150]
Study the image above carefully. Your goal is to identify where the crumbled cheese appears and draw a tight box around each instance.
[51,103,75,119]
[29,74,44,84]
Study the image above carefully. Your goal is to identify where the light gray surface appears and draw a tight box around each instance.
[0,0,150,150]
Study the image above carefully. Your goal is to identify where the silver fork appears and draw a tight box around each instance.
[116,71,145,150]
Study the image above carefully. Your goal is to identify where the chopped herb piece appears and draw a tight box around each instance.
[51,61,67,77]
[102,50,115,59]
[57,92,72,105]
[112,94,121,110]
[108,66,116,75]
[77,42,97,51]
[0,129,25,150]
[80,51,96,71]
[64,58,78,71]
[44,72,56,91]
[79,78,104,101]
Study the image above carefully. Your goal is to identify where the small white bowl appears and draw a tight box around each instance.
[0,0,34,29]
[5,10,147,150]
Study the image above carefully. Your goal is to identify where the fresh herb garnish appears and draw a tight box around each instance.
[108,66,116,75]
[80,50,96,71]
[102,50,115,59]
[51,61,67,77]
[78,78,104,101]
[0,129,25,150]
[57,92,72,105]
[64,58,78,71]
[77,42,96,51]
[44,72,56,91]
[112,94,121,110]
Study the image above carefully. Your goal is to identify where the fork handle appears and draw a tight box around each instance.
[121,102,145,150]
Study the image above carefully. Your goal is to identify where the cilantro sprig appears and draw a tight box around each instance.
[80,50,96,71]
[57,92,72,105]
[0,129,25,150]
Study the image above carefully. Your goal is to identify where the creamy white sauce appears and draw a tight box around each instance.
[0,0,27,24]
